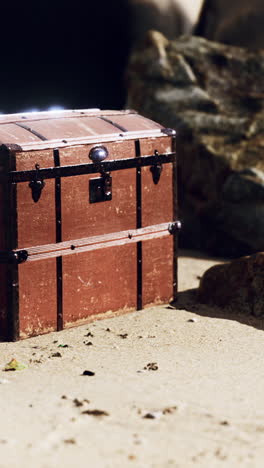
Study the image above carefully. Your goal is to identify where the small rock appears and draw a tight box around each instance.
[143,411,162,420]
[73,398,84,407]
[51,352,62,358]
[144,362,158,371]
[220,420,230,426]
[64,438,76,444]
[118,333,128,339]
[198,252,264,316]
[85,332,94,338]
[187,318,198,323]
[82,409,109,417]
[162,406,178,414]
[82,370,95,376]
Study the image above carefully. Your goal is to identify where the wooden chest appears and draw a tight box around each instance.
[0,109,179,341]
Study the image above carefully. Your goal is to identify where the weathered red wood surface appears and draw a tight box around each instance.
[0,110,176,340]
[141,137,174,307]
[0,181,8,339]
[15,150,57,337]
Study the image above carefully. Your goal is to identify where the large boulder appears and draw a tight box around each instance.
[197,253,264,316]
[127,33,264,256]
[195,0,264,50]
[128,0,203,45]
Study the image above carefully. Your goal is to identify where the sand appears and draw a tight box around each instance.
[1,250,264,468]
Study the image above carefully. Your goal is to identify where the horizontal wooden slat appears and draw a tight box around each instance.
[17,222,174,262]
[12,129,166,151]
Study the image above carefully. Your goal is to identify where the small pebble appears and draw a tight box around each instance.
[187,318,198,323]
[143,411,162,420]
[82,370,95,376]
[51,352,62,358]
[64,438,76,444]
[118,333,128,339]
[82,409,109,417]
[144,362,158,371]
[73,398,83,407]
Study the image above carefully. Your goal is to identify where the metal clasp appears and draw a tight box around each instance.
[0,250,28,264]
[168,221,181,234]
[29,164,45,203]
[150,150,163,184]
[89,171,112,204]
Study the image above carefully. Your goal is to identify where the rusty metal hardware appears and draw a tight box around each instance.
[28,164,45,203]
[168,221,181,234]
[89,145,109,162]
[89,172,112,204]
[0,250,28,264]
[161,128,176,136]
[150,150,163,184]
[150,162,163,184]
[6,152,175,184]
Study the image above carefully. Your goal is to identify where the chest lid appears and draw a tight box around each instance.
[0,109,167,151]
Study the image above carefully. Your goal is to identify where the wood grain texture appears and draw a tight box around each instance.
[0,182,7,339]
[61,169,137,240]
[0,113,175,339]
[63,244,137,325]
[18,223,172,261]
[140,137,174,306]
[19,259,57,338]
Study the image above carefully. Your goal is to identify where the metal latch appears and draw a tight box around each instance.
[0,250,28,264]
[89,172,112,204]
[29,164,45,203]
[150,150,163,184]
[168,221,182,234]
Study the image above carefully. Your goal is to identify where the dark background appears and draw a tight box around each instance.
[0,2,131,113]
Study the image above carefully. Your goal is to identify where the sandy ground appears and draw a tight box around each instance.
[1,250,264,468]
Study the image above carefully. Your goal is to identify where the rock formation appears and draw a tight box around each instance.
[127,34,264,256]
[198,253,264,316]
[128,0,203,45]
[195,0,264,50]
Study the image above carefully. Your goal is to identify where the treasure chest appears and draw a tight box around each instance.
[0,109,179,341]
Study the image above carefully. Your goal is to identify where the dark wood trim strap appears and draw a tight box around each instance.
[3,146,20,340]
[135,139,142,310]
[6,153,176,183]
[14,122,48,142]
[172,134,178,301]
[99,116,128,133]
[53,148,63,331]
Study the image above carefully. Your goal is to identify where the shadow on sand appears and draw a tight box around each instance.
[171,288,264,333]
